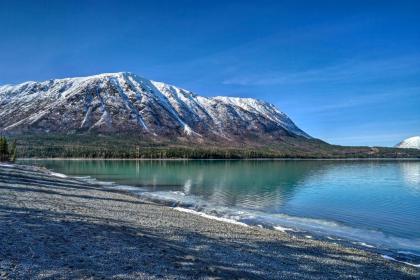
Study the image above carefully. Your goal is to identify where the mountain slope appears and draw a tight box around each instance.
[395,136,420,150]
[2,72,420,158]
[0,72,310,143]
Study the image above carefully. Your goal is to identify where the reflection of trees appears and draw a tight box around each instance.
[125,160,331,210]
[188,161,320,210]
[26,159,331,209]
[30,159,407,210]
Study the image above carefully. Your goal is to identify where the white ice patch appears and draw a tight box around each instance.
[274,225,296,233]
[355,242,375,248]
[174,207,249,227]
[112,184,146,192]
[49,172,67,178]
[381,255,420,268]
[130,189,420,255]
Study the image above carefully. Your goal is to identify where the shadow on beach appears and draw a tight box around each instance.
[0,164,418,279]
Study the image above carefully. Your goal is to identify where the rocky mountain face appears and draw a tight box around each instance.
[395,136,420,150]
[0,72,310,144]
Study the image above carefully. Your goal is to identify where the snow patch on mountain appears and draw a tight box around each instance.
[395,136,420,150]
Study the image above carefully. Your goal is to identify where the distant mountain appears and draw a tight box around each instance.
[395,136,420,150]
[0,72,310,143]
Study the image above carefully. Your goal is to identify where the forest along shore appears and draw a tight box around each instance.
[0,163,418,279]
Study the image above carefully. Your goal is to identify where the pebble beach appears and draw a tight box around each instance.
[0,163,418,279]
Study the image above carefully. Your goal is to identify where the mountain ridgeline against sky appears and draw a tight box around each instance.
[395,136,420,150]
[0,72,310,142]
[1,72,419,158]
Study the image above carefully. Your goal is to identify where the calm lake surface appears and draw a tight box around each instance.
[21,159,420,254]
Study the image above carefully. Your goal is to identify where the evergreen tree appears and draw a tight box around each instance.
[10,140,17,162]
[0,136,10,161]
[0,137,3,160]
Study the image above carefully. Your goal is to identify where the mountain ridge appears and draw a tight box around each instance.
[0,72,310,142]
[2,72,420,159]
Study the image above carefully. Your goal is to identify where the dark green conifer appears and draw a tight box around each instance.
[0,136,10,161]
[10,140,17,162]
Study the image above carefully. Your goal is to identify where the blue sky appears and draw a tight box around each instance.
[1,0,419,146]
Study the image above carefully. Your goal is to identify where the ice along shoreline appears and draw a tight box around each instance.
[0,163,419,279]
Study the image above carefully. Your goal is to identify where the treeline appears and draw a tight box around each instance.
[16,143,420,159]
[18,145,292,159]
[9,133,420,159]
[14,133,298,159]
[0,136,17,162]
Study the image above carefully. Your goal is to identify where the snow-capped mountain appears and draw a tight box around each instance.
[395,136,420,150]
[0,72,310,143]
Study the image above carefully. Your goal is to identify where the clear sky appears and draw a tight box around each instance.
[1,0,419,147]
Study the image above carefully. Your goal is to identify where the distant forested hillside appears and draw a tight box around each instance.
[11,133,420,159]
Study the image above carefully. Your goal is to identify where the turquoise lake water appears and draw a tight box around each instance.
[21,159,420,256]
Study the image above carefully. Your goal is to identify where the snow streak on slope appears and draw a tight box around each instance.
[0,72,311,141]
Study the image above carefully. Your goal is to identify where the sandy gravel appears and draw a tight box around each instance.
[0,163,419,279]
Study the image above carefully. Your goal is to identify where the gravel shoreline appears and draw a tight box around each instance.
[0,163,419,279]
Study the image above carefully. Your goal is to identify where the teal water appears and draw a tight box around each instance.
[21,159,420,255]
